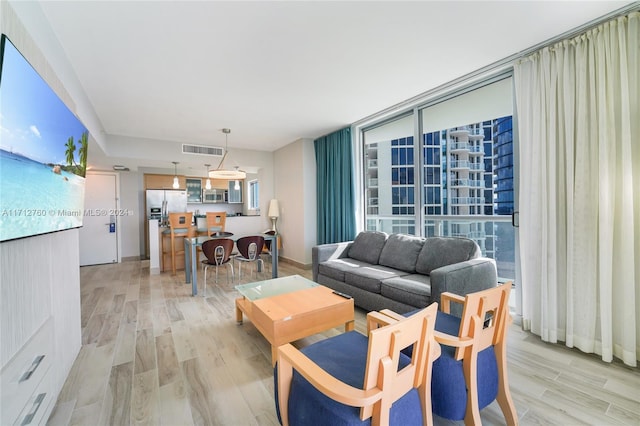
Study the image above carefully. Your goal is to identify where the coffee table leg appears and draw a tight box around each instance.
[345,320,355,332]
[235,299,244,324]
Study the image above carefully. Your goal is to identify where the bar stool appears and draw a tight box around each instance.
[206,211,226,236]
[163,212,194,275]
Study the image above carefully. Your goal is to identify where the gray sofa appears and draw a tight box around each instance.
[312,231,497,315]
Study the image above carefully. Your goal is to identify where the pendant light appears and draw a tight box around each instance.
[204,164,212,190]
[209,128,247,180]
[172,161,179,188]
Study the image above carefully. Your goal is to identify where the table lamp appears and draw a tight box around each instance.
[268,199,279,233]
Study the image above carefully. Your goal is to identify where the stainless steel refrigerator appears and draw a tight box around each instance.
[146,189,188,226]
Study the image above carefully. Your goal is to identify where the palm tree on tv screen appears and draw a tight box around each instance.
[64,136,76,168]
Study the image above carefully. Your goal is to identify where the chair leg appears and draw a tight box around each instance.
[203,265,208,297]
[495,341,518,425]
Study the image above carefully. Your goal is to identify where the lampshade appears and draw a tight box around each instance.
[209,166,246,180]
[172,161,179,188]
[205,164,212,190]
[210,129,247,180]
[268,199,280,218]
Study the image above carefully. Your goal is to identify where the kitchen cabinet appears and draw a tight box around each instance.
[144,173,186,190]
[228,180,243,203]
[186,178,202,203]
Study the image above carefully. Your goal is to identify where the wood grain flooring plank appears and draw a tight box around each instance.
[123,300,138,325]
[93,287,115,315]
[137,301,153,330]
[75,342,115,409]
[165,298,185,322]
[134,328,157,374]
[82,312,105,345]
[68,401,104,426]
[57,343,96,403]
[80,286,104,327]
[100,361,133,426]
[222,352,277,423]
[158,379,194,426]
[152,303,172,336]
[113,321,137,367]
[126,283,140,301]
[205,363,259,425]
[131,369,160,426]
[156,333,180,387]
[181,358,217,426]
[192,322,225,369]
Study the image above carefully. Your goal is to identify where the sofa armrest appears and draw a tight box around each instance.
[312,241,353,282]
[429,257,497,317]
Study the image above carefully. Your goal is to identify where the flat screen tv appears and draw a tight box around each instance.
[0,34,89,242]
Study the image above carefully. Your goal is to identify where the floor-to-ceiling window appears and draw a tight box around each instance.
[360,74,518,291]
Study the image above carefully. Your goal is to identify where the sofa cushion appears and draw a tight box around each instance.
[416,237,480,275]
[317,258,374,283]
[380,274,431,308]
[378,234,425,273]
[347,231,387,264]
[344,265,408,294]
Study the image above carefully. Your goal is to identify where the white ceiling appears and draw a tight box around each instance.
[34,1,632,169]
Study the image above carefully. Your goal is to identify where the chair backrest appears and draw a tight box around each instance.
[455,281,511,360]
[206,211,226,232]
[361,303,439,421]
[237,236,265,260]
[168,212,193,236]
[201,238,234,265]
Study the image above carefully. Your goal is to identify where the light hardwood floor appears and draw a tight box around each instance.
[47,259,640,426]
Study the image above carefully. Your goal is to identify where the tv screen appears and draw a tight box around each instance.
[0,34,89,242]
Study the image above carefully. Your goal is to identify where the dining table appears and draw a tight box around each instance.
[183,233,279,296]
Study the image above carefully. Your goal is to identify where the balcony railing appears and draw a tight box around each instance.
[364,214,514,281]
[450,160,469,169]
[451,179,485,188]
[368,178,378,187]
[450,197,485,205]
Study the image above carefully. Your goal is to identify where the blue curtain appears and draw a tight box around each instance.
[314,127,356,244]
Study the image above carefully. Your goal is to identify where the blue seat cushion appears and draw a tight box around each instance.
[274,331,424,425]
[431,311,499,421]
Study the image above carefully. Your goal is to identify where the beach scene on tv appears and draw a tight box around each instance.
[0,37,88,242]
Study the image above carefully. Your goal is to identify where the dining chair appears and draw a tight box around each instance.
[201,238,235,295]
[164,212,194,275]
[234,235,265,281]
[275,303,440,426]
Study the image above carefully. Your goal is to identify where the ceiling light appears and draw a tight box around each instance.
[172,161,179,188]
[204,164,212,190]
[209,128,247,180]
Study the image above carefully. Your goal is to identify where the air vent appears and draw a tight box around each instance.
[182,144,224,156]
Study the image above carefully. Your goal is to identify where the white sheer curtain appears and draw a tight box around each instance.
[514,11,639,366]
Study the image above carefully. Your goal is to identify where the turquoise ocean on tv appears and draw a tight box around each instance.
[0,149,85,241]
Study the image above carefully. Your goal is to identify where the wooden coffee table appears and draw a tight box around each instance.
[235,275,355,365]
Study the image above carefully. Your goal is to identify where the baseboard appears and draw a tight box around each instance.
[278,256,312,270]
[122,255,142,262]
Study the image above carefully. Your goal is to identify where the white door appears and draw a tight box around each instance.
[80,173,118,265]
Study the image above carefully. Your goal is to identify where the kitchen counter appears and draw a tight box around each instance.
[148,215,267,274]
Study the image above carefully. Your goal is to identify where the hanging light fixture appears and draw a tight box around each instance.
[204,164,212,190]
[209,128,247,180]
[172,161,179,188]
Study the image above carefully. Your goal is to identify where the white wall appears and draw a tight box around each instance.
[273,138,316,266]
